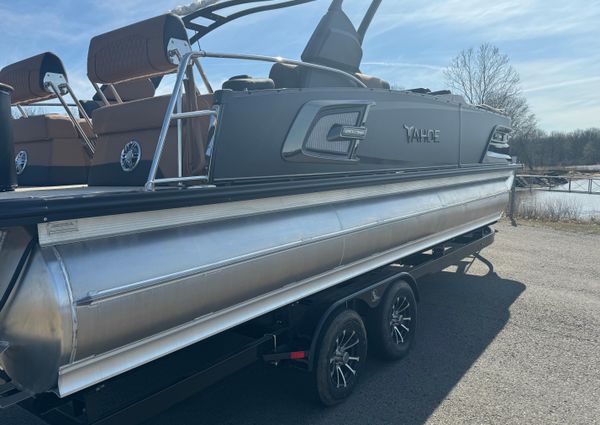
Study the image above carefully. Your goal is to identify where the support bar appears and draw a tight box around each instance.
[46,82,96,156]
[357,0,383,44]
[197,51,367,88]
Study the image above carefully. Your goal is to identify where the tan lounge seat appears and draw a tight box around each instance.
[0,52,93,186]
[89,93,212,185]
[86,13,212,186]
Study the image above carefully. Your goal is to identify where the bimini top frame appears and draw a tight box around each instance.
[181,0,317,44]
[181,0,383,45]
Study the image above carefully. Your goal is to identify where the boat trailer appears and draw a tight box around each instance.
[2,226,496,425]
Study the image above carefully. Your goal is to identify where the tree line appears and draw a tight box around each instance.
[444,43,599,169]
[510,128,600,169]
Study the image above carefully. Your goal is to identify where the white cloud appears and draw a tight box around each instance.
[370,0,600,42]
[523,76,600,94]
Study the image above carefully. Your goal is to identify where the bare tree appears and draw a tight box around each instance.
[444,43,537,136]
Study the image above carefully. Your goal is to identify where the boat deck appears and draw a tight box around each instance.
[0,164,518,228]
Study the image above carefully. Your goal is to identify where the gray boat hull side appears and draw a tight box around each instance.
[1,169,513,396]
[211,89,510,181]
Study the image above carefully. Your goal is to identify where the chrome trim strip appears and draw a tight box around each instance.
[57,213,500,397]
[171,110,217,120]
[213,163,520,184]
[38,170,512,247]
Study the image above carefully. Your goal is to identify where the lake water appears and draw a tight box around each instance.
[516,177,600,220]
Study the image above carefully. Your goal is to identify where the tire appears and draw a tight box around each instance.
[370,280,417,360]
[315,309,368,406]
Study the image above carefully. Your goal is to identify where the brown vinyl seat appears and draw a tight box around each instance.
[268,63,390,89]
[88,93,212,185]
[86,13,212,186]
[11,115,92,185]
[0,52,92,186]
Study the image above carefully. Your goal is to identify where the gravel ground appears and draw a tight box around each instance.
[3,221,599,424]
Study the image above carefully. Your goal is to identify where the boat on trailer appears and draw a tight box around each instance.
[0,0,516,409]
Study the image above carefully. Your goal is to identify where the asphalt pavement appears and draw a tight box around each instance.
[2,221,599,424]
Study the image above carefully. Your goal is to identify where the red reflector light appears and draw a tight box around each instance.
[290,351,305,359]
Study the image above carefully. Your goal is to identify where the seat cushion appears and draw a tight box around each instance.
[269,63,390,90]
[355,73,390,89]
[222,75,275,91]
[12,114,84,142]
[269,63,301,89]
[12,115,91,186]
[14,138,90,186]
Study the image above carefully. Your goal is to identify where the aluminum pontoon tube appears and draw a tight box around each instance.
[0,84,17,192]
[0,168,513,397]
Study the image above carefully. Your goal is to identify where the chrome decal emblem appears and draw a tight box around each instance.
[15,150,28,175]
[120,140,141,172]
[403,125,441,143]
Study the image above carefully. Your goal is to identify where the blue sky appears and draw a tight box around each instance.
[1,0,599,132]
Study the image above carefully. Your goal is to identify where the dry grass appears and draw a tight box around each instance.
[503,217,600,235]
[516,195,584,221]
[506,191,600,233]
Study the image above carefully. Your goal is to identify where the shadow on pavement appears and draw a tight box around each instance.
[144,261,526,425]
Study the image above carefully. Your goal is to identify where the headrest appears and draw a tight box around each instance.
[0,52,67,104]
[87,14,189,84]
[301,6,362,74]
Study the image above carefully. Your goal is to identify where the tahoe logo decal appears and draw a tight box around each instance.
[403,125,441,144]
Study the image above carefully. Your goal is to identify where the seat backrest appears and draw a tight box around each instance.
[94,78,158,102]
[299,0,362,87]
[268,1,364,89]
[86,14,211,186]
[0,52,68,105]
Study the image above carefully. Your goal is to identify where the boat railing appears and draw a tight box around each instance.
[145,49,368,191]
[43,77,97,155]
[516,174,600,195]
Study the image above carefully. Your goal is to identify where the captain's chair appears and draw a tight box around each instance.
[269,0,390,89]
[86,14,213,186]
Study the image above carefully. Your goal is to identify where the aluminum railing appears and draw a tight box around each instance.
[45,81,96,156]
[516,174,600,195]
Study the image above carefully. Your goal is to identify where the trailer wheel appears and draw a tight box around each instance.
[371,280,417,360]
[315,309,367,406]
